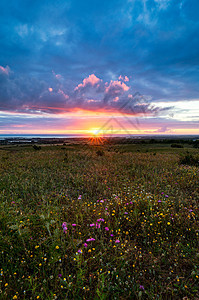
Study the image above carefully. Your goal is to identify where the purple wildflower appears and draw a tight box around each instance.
[62,222,67,233]
[97,218,104,222]
[90,224,95,227]
[86,238,95,242]
[84,243,88,248]
[72,224,76,227]
[58,274,62,278]
[105,227,109,231]
[115,239,120,243]
[140,285,144,290]
[78,195,82,200]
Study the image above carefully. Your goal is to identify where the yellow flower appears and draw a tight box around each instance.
[5,283,8,287]
[56,246,59,249]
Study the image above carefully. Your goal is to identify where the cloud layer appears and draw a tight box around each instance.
[0,68,166,116]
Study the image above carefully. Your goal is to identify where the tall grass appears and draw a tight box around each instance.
[0,145,198,299]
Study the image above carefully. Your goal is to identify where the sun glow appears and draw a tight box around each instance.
[88,128,105,144]
[89,128,102,136]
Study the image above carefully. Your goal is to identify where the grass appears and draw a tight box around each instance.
[0,142,198,299]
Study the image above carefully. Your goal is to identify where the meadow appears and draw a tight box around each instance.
[0,140,198,299]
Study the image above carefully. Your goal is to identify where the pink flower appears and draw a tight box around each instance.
[115,239,120,243]
[96,223,100,228]
[90,224,95,227]
[97,218,104,222]
[105,227,109,231]
[84,243,88,248]
[86,238,95,242]
[78,195,82,200]
[72,224,76,227]
[77,249,82,254]
[62,222,67,233]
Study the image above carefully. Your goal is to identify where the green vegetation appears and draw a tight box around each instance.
[0,142,198,299]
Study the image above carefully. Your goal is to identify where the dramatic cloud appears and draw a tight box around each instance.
[0,0,198,133]
[0,66,168,116]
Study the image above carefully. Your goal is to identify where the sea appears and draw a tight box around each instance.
[0,134,85,140]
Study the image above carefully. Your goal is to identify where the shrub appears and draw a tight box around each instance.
[96,149,104,156]
[33,145,41,150]
[179,153,199,166]
[171,143,183,148]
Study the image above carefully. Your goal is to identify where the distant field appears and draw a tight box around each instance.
[0,142,198,299]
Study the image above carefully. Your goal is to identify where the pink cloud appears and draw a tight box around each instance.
[0,65,9,75]
[104,80,130,103]
[105,80,130,94]
[74,74,101,91]
[58,89,69,100]
[55,74,62,79]
[118,75,129,82]
[48,87,53,92]
[52,70,62,80]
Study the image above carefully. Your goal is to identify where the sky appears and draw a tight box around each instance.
[0,0,199,135]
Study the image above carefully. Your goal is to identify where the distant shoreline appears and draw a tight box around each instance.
[0,134,199,146]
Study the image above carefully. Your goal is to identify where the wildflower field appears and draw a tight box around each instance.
[0,141,198,299]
